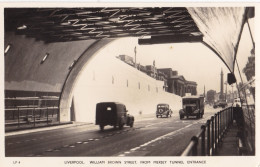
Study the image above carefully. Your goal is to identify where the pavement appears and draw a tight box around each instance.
[217,121,239,156]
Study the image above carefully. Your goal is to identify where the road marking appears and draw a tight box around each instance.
[117,119,205,156]
[45,149,53,152]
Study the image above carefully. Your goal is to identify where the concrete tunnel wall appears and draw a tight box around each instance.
[5,32,98,92]
[74,54,182,123]
[5,31,113,121]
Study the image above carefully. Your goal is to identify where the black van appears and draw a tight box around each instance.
[96,102,134,131]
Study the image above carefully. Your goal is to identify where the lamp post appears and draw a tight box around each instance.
[231,84,234,101]
[224,82,227,101]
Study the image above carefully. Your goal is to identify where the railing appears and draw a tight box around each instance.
[5,106,59,128]
[181,107,233,156]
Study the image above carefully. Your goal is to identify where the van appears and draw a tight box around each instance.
[96,102,134,131]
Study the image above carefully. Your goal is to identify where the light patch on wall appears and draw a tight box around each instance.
[4,44,11,54]
[69,60,77,70]
[40,53,49,64]
[17,24,27,30]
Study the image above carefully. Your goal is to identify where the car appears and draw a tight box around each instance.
[233,98,241,107]
[95,102,134,131]
[179,96,204,119]
[213,102,219,108]
[218,100,228,108]
[156,103,172,118]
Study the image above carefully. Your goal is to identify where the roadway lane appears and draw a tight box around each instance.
[5,105,220,157]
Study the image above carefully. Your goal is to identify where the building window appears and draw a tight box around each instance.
[93,71,95,81]
[127,80,128,87]
[148,85,150,91]
[112,76,114,84]
[156,87,158,93]
[138,82,140,89]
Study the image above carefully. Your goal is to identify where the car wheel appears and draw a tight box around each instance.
[180,115,183,119]
[119,123,124,130]
[156,115,158,118]
[130,121,134,128]
[99,125,104,131]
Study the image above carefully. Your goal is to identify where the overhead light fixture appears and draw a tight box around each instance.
[40,53,49,64]
[4,44,11,54]
[17,25,27,30]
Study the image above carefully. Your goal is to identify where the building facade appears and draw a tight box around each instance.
[118,55,135,66]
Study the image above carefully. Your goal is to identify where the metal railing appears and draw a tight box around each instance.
[181,107,233,156]
[5,106,59,128]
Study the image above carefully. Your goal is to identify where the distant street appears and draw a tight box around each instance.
[6,105,221,157]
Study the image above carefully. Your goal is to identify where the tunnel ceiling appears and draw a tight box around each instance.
[5,7,202,43]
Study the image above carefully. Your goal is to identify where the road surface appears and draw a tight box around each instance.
[5,105,221,157]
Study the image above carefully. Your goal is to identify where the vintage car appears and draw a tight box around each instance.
[96,102,134,131]
[218,100,228,108]
[213,101,219,108]
[213,100,228,108]
[179,96,204,119]
[156,103,172,118]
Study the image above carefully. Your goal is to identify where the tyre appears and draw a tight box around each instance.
[119,123,124,130]
[180,115,184,120]
[130,121,134,128]
[156,115,159,118]
[99,125,104,131]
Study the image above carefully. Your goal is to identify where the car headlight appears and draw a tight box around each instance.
[193,109,199,113]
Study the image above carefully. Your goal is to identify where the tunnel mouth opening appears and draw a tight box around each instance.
[70,36,238,124]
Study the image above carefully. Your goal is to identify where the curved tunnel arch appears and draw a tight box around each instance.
[59,39,114,122]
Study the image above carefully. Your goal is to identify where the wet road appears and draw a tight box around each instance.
[5,105,220,157]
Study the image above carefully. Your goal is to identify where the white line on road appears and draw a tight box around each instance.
[117,118,207,156]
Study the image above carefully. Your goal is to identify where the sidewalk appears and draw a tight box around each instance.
[217,122,239,156]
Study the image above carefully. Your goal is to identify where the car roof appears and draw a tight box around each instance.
[182,95,202,99]
[97,102,124,106]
